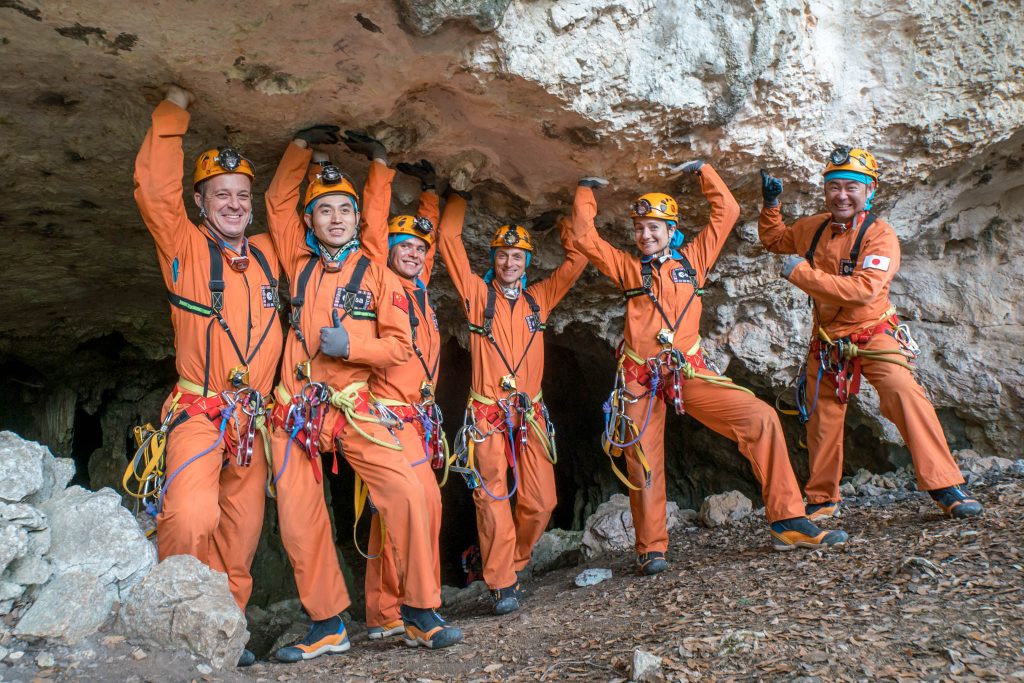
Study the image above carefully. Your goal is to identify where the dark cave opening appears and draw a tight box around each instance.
[70,404,103,487]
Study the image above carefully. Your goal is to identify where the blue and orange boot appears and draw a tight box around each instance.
[929,485,983,519]
[492,581,522,615]
[399,605,463,650]
[636,551,669,576]
[275,614,350,662]
[367,619,405,640]
[805,500,840,521]
[770,517,849,551]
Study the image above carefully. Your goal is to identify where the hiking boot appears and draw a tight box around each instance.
[399,605,463,649]
[491,581,522,615]
[367,619,405,640]
[770,517,849,551]
[636,551,669,576]
[275,614,350,662]
[805,500,840,521]
[929,485,983,519]
[237,648,256,667]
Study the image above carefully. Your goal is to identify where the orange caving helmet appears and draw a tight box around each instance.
[630,192,679,222]
[823,146,879,182]
[193,147,255,190]
[491,224,533,251]
[388,214,435,247]
[303,164,359,213]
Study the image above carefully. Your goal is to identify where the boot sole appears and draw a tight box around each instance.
[772,539,847,552]
[368,626,406,640]
[402,628,464,650]
[275,641,351,662]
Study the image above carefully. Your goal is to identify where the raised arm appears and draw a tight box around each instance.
[436,192,484,301]
[531,215,588,308]
[358,159,397,265]
[755,169,798,255]
[266,140,315,270]
[133,87,196,277]
[786,227,901,306]
[677,162,741,279]
[572,183,633,286]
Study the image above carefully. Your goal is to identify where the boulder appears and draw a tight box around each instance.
[14,571,115,644]
[526,528,583,574]
[698,491,753,528]
[40,486,156,597]
[0,431,47,503]
[959,455,1014,476]
[120,555,249,669]
[0,501,51,616]
[632,649,663,682]
[582,494,684,560]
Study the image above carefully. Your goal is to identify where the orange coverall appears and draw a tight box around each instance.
[134,100,284,610]
[437,195,587,590]
[758,205,964,503]
[265,142,438,620]
[359,163,444,630]
[573,166,807,555]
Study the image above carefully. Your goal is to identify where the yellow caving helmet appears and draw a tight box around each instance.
[303,164,359,213]
[823,146,879,182]
[388,214,435,247]
[491,224,534,251]
[630,192,679,222]
[193,147,255,190]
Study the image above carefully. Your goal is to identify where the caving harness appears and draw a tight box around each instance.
[374,287,451,480]
[776,213,921,425]
[451,285,558,499]
[601,255,753,491]
[270,250,406,559]
[124,238,280,522]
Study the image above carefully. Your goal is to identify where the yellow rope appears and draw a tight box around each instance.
[328,382,403,451]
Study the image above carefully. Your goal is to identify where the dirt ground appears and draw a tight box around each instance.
[6,475,1023,682]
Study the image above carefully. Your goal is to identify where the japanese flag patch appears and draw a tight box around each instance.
[392,292,409,313]
[862,255,891,272]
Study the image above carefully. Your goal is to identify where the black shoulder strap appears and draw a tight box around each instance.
[623,254,697,299]
[292,254,320,309]
[805,217,832,268]
[468,284,499,336]
[848,213,877,269]
[346,255,371,295]
[248,243,278,288]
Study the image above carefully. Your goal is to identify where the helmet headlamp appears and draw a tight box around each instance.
[632,198,653,216]
[318,165,345,186]
[216,148,243,172]
[413,216,434,235]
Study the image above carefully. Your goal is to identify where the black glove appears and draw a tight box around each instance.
[760,169,783,207]
[396,159,437,190]
[319,310,351,358]
[294,124,340,146]
[578,177,609,189]
[445,186,471,201]
[342,130,387,161]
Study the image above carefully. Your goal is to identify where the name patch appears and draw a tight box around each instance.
[670,267,694,284]
[839,259,854,276]
[261,284,279,308]
[334,287,374,311]
[526,313,542,333]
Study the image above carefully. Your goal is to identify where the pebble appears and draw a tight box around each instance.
[7,651,24,662]
[632,649,663,682]
[196,663,213,675]
[574,568,612,587]
[36,652,56,668]
[131,648,148,661]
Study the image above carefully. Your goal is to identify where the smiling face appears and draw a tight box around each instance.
[194,173,252,245]
[632,217,673,257]
[303,194,359,252]
[494,247,527,287]
[388,237,428,279]
[825,179,874,223]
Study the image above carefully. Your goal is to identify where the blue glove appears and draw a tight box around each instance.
[320,310,351,358]
[781,255,805,279]
[760,169,783,207]
[670,160,704,175]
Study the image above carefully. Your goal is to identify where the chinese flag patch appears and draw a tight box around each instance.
[862,254,891,271]
[392,292,409,313]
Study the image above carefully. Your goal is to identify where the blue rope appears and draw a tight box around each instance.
[157,406,233,513]
[273,419,304,486]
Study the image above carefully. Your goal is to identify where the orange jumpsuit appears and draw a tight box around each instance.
[573,167,806,555]
[265,142,438,620]
[359,163,444,630]
[438,195,587,590]
[134,100,284,610]
[758,205,964,504]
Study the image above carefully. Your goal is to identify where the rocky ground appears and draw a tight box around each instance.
[4,462,1022,682]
